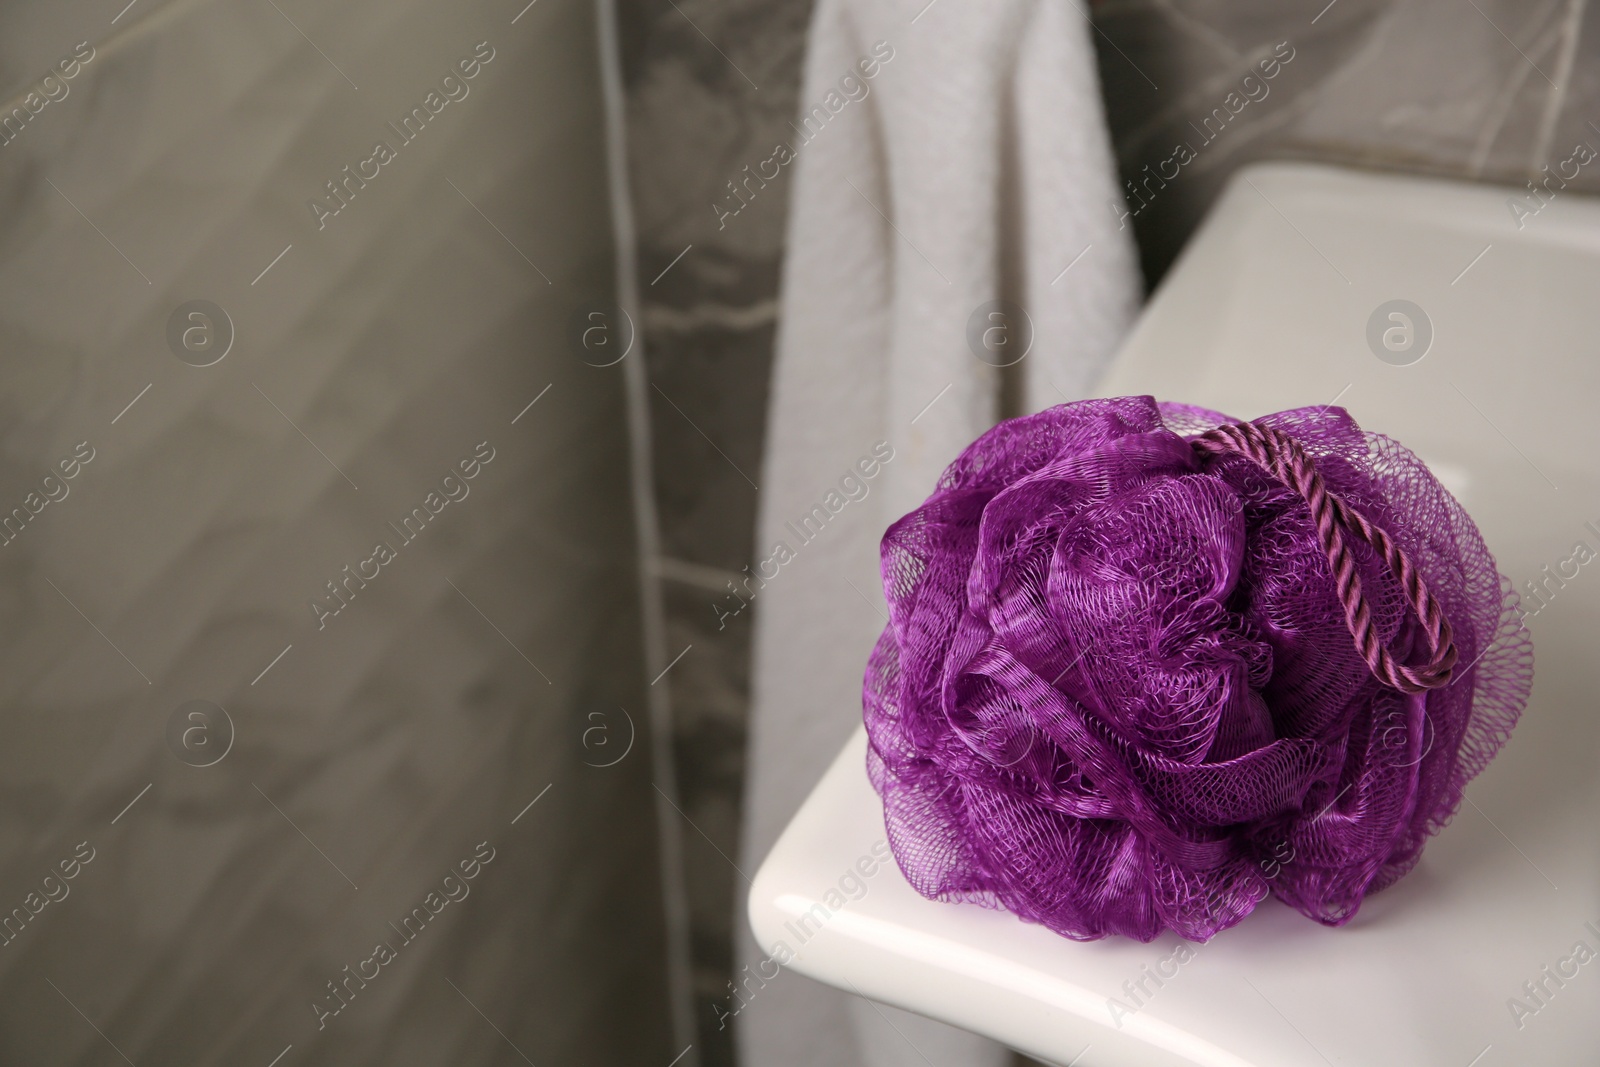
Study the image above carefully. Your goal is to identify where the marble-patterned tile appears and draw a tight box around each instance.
[620,0,812,277]
[619,3,815,1065]
[661,577,754,1067]
[646,317,776,571]
[1093,0,1596,282]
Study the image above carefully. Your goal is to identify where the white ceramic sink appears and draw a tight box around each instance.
[747,162,1600,1066]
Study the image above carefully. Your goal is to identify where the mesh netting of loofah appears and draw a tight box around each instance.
[863,396,1533,942]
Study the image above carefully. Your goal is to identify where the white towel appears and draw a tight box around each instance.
[736,0,1141,1063]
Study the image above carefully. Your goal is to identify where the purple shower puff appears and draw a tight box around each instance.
[862,396,1533,942]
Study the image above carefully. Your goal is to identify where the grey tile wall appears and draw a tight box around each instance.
[0,0,677,1064]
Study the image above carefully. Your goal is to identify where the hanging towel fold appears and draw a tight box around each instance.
[736,0,1141,1063]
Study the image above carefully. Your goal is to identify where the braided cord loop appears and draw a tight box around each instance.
[1192,421,1458,694]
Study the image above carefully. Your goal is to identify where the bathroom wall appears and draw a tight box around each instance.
[0,0,675,1064]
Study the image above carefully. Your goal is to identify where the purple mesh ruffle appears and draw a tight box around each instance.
[863,396,1533,942]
